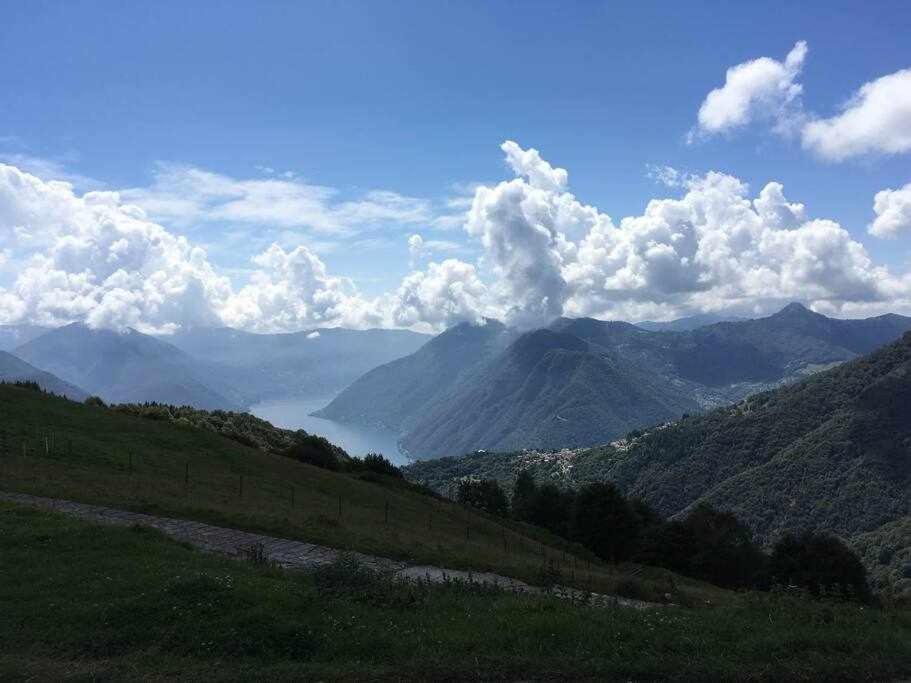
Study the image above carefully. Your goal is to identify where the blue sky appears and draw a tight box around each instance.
[1,1,910,332]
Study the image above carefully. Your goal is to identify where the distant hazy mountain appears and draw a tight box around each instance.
[313,319,514,433]
[634,313,747,332]
[15,324,237,410]
[0,324,52,351]
[319,304,911,459]
[404,332,911,595]
[161,326,429,405]
[0,351,88,400]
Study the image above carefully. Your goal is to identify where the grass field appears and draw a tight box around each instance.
[2,501,910,681]
[0,384,718,602]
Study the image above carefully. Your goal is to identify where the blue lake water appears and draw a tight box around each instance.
[249,396,410,466]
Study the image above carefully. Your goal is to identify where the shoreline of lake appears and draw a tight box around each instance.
[249,395,411,466]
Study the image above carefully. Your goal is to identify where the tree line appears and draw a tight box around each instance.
[458,473,870,600]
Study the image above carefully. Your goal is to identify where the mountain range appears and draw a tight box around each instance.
[7,322,428,411]
[14,324,238,410]
[403,330,911,595]
[318,304,911,459]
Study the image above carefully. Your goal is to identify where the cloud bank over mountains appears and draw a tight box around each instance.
[1,140,910,334]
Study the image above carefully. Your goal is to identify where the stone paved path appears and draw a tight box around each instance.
[0,491,660,610]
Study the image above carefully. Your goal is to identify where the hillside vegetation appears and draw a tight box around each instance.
[0,383,714,602]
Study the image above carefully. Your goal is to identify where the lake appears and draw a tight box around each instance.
[249,396,410,466]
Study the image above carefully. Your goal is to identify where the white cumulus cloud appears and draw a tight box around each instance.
[2,141,911,335]
[0,164,231,333]
[693,44,911,164]
[869,182,911,238]
[467,142,910,323]
[693,41,807,139]
[386,258,489,332]
[802,69,911,161]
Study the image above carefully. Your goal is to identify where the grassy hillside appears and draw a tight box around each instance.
[3,502,910,681]
[0,383,714,602]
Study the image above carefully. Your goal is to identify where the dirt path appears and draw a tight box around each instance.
[0,491,659,610]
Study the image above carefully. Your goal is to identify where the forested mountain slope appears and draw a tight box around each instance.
[405,332,911,591]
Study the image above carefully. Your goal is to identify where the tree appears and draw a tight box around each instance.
[457,479,509,517]
[571,482,641,562]
[527,484,575,537]
[681,503,765,589]
[769,532,870,600]
[633,520,696,574]
[511,470,537,521]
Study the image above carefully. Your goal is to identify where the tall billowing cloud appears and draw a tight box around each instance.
[692,41,807,139]
[869,182,911,238]
[464,141,589,328]
[802,69,911,161]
